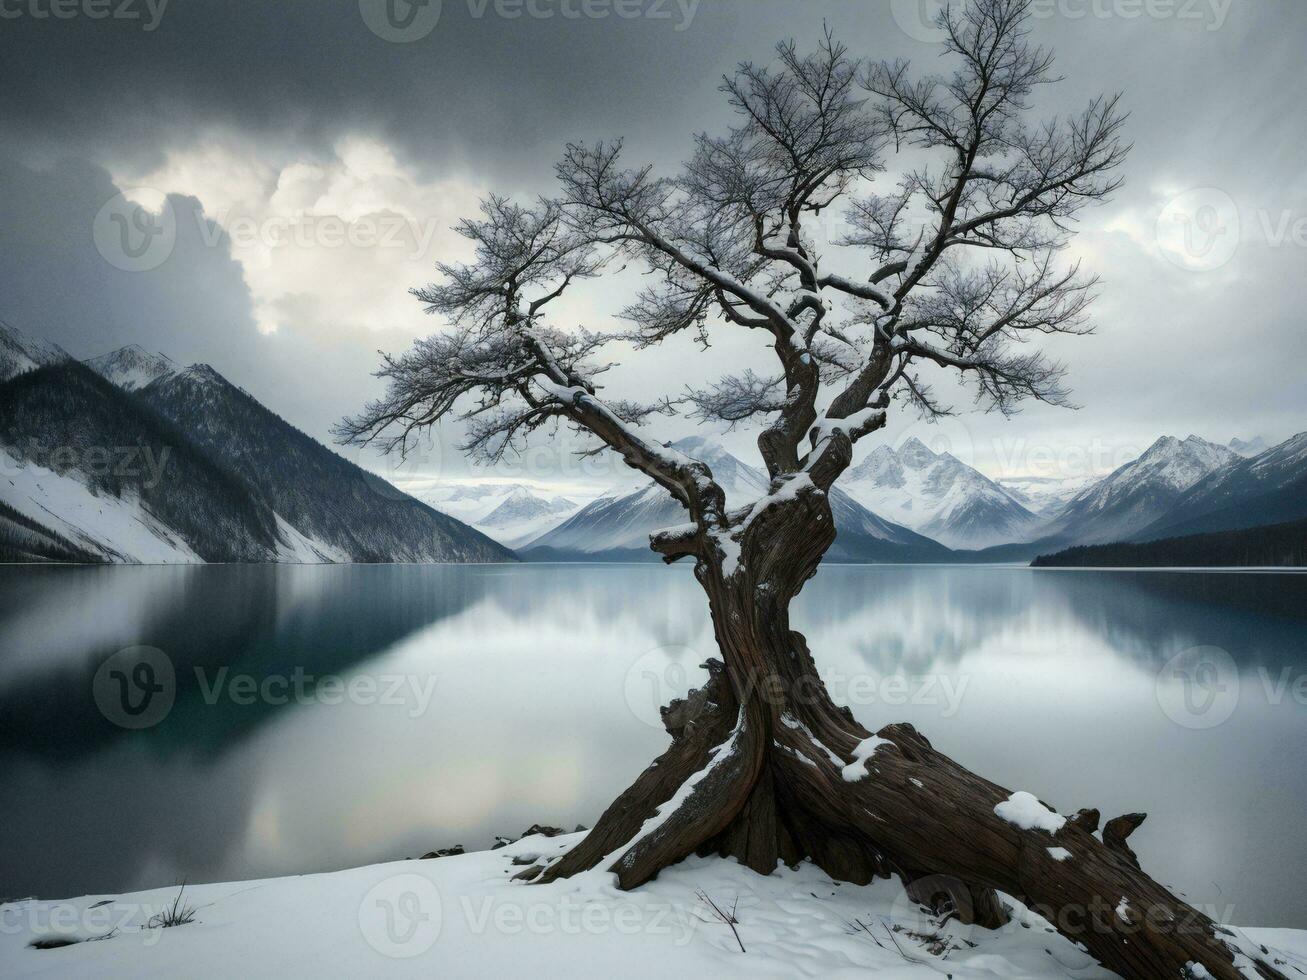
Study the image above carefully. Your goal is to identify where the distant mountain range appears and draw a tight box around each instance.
[480,487,577,530]
[1137,432,1307,540]
[428,429,1307,567]
[1037,434,1241,546]
[515,436,950,563]
[4,321,1303,567]
[0,323,512,564]
[424,483,581,550]
[1229,436,1269,457]
[996,474,1096,516]
[961,432,1307,563]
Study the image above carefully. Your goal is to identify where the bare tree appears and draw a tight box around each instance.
[339,3,1284,976]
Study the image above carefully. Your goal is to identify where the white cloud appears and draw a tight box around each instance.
[112,134,485,338]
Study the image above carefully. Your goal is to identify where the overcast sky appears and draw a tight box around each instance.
[1,0,1304,495]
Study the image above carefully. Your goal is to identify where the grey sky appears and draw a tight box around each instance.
[1,0,1304,494]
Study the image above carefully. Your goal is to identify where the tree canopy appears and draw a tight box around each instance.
[339,0,1128,565]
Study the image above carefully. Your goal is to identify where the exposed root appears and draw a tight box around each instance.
[536,662,1286,980]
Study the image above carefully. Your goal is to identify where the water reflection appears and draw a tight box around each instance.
[0,564,1303,930]
[0,565,487,760]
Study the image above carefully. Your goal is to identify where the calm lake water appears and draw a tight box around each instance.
[1,563,1304,927]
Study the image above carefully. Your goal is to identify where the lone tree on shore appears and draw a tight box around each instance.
[340,2,1284,976]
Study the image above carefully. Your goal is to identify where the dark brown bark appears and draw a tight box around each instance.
[527,484,1287,980]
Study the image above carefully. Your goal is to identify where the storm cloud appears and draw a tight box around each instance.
[1,0,1304,488]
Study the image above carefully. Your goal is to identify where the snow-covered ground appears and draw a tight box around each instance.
[3,836,1303,979]
[272,514,351,563]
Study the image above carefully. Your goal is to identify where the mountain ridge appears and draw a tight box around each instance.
[1133,431,1307,541]
[519,437,952,563]
[85,344,178,391]
[0,324,512,564]
[1037,434,1240,546]
[0,318,70,382]
[840,436,1041,549]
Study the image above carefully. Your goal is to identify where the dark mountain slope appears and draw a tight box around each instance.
[136,365,513,563]
[0,363,278,560]
[1135,432,1307,541]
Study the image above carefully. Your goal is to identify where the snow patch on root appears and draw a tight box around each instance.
[840,736,891,782]
[606,709,746,873]
[994,791,1067,834]
[779,714,843,768]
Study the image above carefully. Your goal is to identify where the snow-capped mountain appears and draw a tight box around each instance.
[0,361,284,562]
[1041,435,1240,546]
[480,487,577,529]
[520,437,950,562]
[1228,436,1269,457]
[0,324,512,564]
[1136,431,1307,540]
[997,474,1096,517]
[672,435,771,504]
[0,318,69,381]
[84,343,178,391]
[840,437,1041,549]
[133,358,512,563]
[824,485,952,562]
[521,482,685,558]
[422,483,584,547]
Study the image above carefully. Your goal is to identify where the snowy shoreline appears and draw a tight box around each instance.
[3,833,1304,979]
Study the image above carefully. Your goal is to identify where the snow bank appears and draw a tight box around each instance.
[3,837,1304,979]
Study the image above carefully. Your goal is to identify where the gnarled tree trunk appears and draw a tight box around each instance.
[525,483,1287,980]
[332,5,1258,973]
